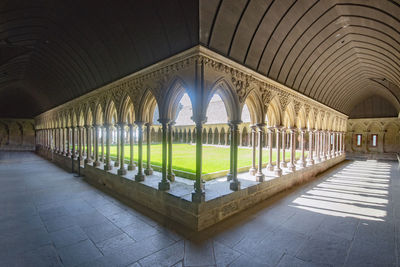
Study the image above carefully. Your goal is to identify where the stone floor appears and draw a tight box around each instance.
[0,152,399,267]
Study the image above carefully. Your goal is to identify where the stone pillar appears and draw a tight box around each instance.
[274,127,282,176]
[135,122,145,181]
[85,126,92,164]
[298,128,306,167]
[227,123,233,181]
[77,127,82,160]
[336,132,340,155]
[167,122,175,181]
[224,131,228,146]
[249,125,257,175]
[281,128,287,168]
[128,124,136,170]
[315,130,321,162]
[307,129,314,166]
[144,123,153,175]
[66,127,71,156]
[114,126,120,167]
[267,127,274,171]
[71,127,76,159]
[288,128,296,172]
[158,119,170,191]
[118,123,127,175]
[93,126,100,166]
[101,126,104,162]
[230,121,241,191]
[255,124,265,182]
[192,121,205,202]
[62,128,65,155]
[321,131,326,160]
[104,124,113,171]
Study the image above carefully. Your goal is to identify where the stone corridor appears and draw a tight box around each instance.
[0,152,399,267]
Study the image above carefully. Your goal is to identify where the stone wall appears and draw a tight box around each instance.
[0,118,35,151]
[346,117,400,159]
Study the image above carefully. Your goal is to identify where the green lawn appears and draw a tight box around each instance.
[103,144,304,174]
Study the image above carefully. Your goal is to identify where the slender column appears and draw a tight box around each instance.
[230,121,241,191]
[255,124,265,182]
[114,126,120,167]
[66,127,71,156]
[298,128,306,167]
[61,128,65,155]
[158,119,170,190]
[227,123,233,181]
[104,124,113,170]
[93,126,100,167]
[71,127,76,159]
[128,124,136,170]
[78,127,82,160]
[249,125,257,175]
[192,121,205,202]
[135,122,145,181]
[117,123,127,175]
[336,132,340,155]
[143,123,153,175]
[315,130,321,162]
[267,127,274,171]
[274,127,282,176]
[54,128,58,152]
[167,122,175,181]
[288,128,296,172]
[85,125,92,164]
[224,131,228,146]
[326,131,331,159]
[321,131,326,160]
[281,128,287,168]
[307,129,314,165]
[101,126,104,162]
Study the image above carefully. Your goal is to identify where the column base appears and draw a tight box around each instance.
[104,164,113,171]
[84,159,92,164]
[249,167,257,176]
[297,160,306,167]
[255,173,265,182]
[230,181,241,191]
[267,164,274,172]
[144,168,153,175]
[307,159,314,166]
[118,168,127,175]
[127,164,136,171]
[93,161,100,167]
[226,173,233,181]
[191,190,205,202]
[135,173,145,182]
[321,155,327,161]
[158,180,170,191]
[167,173,175,182]
[274,167,282,177]
[288,164,296,172]
[280,161,287,168]
[114,161,119,167]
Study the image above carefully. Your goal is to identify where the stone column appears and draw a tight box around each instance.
[298,128,306,167]
[227,123,233,181]
[288,128,296,172]
[84,125,92,164]
[128,124,136,170]
[315,130,321,162]
[307,129,314,165]
[144,123,153,175]
[321,131,326,160]
[255,124,265,182]
[118,123,127,175]
[104,124,113,171]
[135,122,145,181]
[267,127,274,171]
[167,122,175,181]
[101,126,104,162]
[61,128,65,155]
[93,126,100,166]
[192,121,205,202]
[249,125,257,175]
[224,131,228,146]
[71,127,76,159]
[281,128,287,168]
[114,126,120,167]
[336,132,340,155]
[230,121,241,191]
[66,127,71,156]
[158,119,170,191]
[274,127,282,176]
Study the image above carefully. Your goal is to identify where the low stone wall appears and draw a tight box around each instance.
[36,146,345,231]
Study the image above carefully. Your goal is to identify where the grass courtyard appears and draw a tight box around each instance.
[103,144,304,176]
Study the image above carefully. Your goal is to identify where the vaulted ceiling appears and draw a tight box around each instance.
[1,0,399,118]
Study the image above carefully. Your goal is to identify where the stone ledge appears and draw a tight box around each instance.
[36,146,345,231]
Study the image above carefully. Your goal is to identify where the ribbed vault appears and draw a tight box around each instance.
[200,0,400,115]
[1,0,400,117]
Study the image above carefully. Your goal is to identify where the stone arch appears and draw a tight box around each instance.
[242,89,264,124]
[213,127,219,144]
[296,106,307,129]
[384,123,399,152]
[220,127,226,145]
[307,108,316,130]
[265,96,281,127]
[119,94,135,124]
[104,100,118,125]
[241,126,248,146]
[94,104,104,126]
[138,89,158,123]
[283,101,296,128]
[315,112,323,130]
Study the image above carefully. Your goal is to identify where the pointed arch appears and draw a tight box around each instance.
[242,89,265,124]
[266,96,282,127]
[283,101,296,128]
[138,89,158,123]
[296,105,307,129]
[119,94,135,124]
[104,100,117,125]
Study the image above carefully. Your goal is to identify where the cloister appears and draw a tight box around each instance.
[1,1,399,266]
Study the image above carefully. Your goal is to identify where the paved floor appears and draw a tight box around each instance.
[0,152,399,267]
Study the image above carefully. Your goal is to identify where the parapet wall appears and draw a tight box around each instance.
[37,147,345,231]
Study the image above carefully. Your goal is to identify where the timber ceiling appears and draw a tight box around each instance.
[0,0,399,118]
